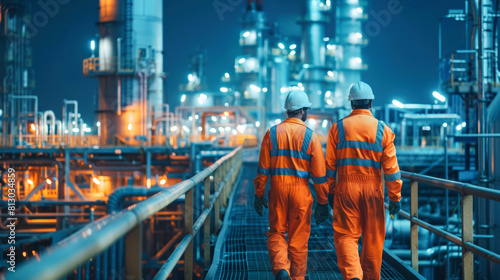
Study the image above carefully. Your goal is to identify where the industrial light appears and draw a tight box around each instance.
[23,252,27,257]
[188,116,193,121]
[238,58,246,64]
[322,120,328,128]
[356,32,362,39]
[209,128,217,133]
[326,99,333,105]
[422,126,431,131]
[218,127,224,132]
[92,177,100,185]
[198,127,202,131]
[323,37,330,42]
[46,179,52,185]
[181,94,186,103]
[211,116,217,122]
[462,122,466,127]
[195,115,199,120]
[392,100,405,108]
[356,7,363,13]
[250,84,261,92]
[255,121,261,128]
[127,123,132,131]
[232,130,237,135]
[160,179,166,185]
[327,71,334,77]
[30,123,36,132]
[289,50,296,56]
[171,126,178,132]
[224,73,230,79]
[182,126,190,133]
[278,43,285,49]
[188,74,194,82]
[443,123,448,127]
[72,128,80,133]
[262,87,268,93]
[84,128,91,133]
[224,103,229,107]
[354,57,362,64]
[220,87,228,93]
[327,44,335,50]
[243,31,250,37]
[325,91,331,98]
[290,44,297,50]
[432,91,446,102]
[237,125,246,133]
[90,40,95,51]
[456,124,462,131]
[223,111,230,116]
[225,127,231,131]
[221,116,227,121]
[27,179,33,185]
[96,121,101,127]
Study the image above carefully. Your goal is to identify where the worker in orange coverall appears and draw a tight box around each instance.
[326,82,402,280]
[254,90,330,280]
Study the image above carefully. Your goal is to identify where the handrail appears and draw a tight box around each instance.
[12,146,243,280]
[399,171,500,280]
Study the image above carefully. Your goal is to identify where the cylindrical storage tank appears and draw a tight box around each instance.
[299,0,329,109]
[97,0,163,145]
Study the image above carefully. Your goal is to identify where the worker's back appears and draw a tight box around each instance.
[268,118,317,186]
[331,109,385,180]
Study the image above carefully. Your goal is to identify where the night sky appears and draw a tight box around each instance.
[31,0,465,126]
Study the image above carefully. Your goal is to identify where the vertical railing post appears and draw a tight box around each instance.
[410,179,419,272]
[203,176,211,269]
[184,188,194,280]
[462,192,474,279]
[125,224,142,279]
[214,168,220,230]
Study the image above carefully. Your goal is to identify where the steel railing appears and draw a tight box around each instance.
[396,171,500,280]
[11,146,243,280]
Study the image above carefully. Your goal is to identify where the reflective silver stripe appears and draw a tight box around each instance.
[337,158,381,169]
[258,167,270,176]
[384,171,401,182]
[326,169,336,178]
[312,176,327,184]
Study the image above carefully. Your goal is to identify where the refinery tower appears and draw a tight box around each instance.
[83,0,164,145]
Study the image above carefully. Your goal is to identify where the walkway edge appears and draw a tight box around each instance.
[205,163,245,279]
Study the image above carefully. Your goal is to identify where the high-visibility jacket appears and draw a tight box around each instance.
[326,109,402,201]
[326,109,402,280]
[254,117,329,204]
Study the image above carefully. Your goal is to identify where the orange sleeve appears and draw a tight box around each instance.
[382,125,402,202]
[254,130,271,197]
[326,123,337,195]
[309,133,328,205]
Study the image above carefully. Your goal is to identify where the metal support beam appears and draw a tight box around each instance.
[410,180,419,272]
[214,169,220,230]
[125,224,142,279]
[462,193,474,279]
[204,176,211,269]
[184,188,194,280]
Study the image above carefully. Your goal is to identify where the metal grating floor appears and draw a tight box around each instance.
[213,162,406,280]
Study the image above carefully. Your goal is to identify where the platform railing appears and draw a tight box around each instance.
[395,171,500,280]
[11,146,243,280]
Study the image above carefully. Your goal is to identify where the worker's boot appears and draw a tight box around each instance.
[275,269,291,280]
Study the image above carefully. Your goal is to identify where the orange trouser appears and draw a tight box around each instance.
[267,183,313,280]
[332,177,386,280]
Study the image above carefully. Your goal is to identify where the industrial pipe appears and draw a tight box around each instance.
[107,186,163,214]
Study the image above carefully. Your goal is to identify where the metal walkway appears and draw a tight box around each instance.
[208,162,408,279]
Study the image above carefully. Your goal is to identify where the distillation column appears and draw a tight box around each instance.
[334,0,368,108]
[0,0,35,146]
[298,0,332,109]
[92,0,163,145]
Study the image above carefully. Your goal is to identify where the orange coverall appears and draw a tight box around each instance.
[254,117,329,280]
[326,109,402,280]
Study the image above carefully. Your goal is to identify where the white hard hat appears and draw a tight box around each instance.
[348,81,374,101]
[284,90,312,111]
